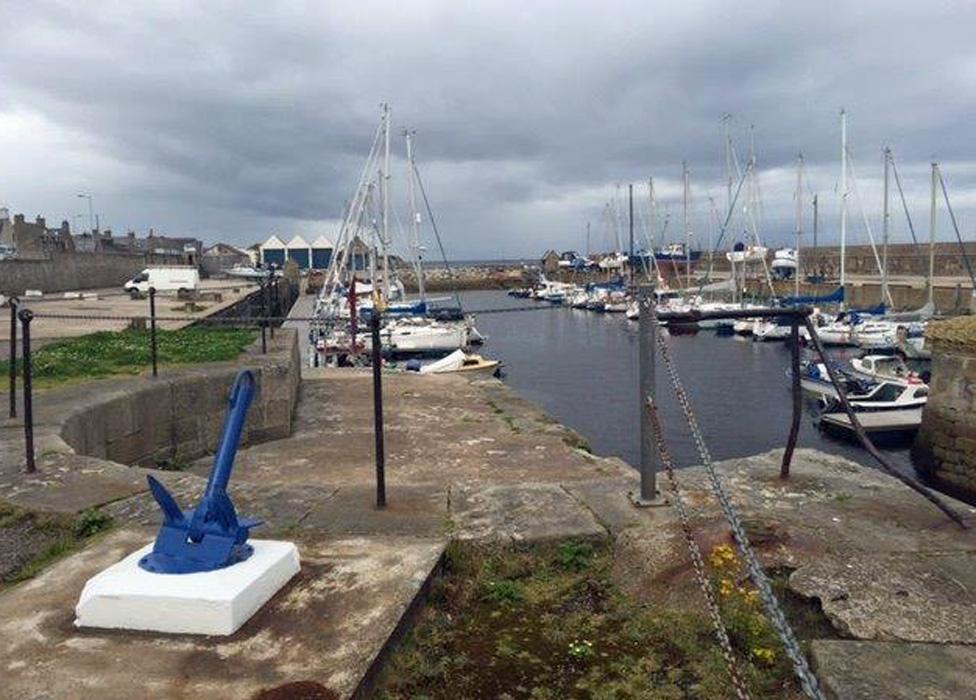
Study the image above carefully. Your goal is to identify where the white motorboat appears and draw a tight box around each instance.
[770,248,798,280]
[849,355,925,385]
[798,362,928,411]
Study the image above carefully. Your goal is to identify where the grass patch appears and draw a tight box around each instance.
[376,541,815,699]
[0,502,115,586]
[0,327,256,388]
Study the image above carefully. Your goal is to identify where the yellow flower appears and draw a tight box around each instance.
[719,578,736,598]
[709,544,738,570]
[751,647,776,665]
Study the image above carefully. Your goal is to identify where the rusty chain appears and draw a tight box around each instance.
[645,395,752,700]
[651,308,825,700]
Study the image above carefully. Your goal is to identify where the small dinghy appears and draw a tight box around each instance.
[406,349,501,379]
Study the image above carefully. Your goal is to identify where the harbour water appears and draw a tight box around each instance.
[462,289,915,475]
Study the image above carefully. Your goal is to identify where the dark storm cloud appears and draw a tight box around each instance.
[1,1,975,257]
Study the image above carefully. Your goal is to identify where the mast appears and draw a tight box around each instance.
[406,130,426,302]
[380,103,391,301]
[585,221,590,257]
[839,109,848,305]
[649,178,660,284]
[628,183,634,283]
[723,113,733,213]
[881,147,891,306]
[682,162,690,288]
[794,153,804,297]
[928,161,937,306]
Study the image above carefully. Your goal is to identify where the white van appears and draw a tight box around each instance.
[124,267,200,298]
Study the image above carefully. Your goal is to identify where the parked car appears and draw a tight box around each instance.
[123,266,200,298]
[0,244,17,261]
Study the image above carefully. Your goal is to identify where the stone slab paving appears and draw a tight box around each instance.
[811,640,976,700]
[0,528,445,700]
[4,366,976,697]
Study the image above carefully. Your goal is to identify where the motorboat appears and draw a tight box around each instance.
[849,355,925,385]
[797,362,928,411]
[770,248,798,280]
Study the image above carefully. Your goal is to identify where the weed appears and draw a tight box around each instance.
[556,540,594,572]
[73,509,113,538]
[481,579,524,606]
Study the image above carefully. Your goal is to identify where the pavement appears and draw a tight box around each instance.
[0,279,261,353]
[1,365,976,698]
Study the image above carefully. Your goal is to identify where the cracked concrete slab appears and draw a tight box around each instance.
[811,640,976,700]
[0,528,445,700]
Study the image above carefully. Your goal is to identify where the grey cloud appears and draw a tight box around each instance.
[1,1,975,257]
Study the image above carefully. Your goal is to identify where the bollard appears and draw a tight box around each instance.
[371,311,386,508]
[19,309,35,474]
[781,318,802,477]
[633,283,663,506]
[149,287,158,377]
[8,296,17,418]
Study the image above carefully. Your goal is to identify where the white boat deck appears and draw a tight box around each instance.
[819,408,923,434]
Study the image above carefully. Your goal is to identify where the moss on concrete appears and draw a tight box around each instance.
[376,540,826,699]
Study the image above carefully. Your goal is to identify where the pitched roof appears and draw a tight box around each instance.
[285,234,309,249]
[311,234,334,249]
[261,234,286,249]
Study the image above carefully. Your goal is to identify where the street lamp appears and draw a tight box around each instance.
[76,193,94,233]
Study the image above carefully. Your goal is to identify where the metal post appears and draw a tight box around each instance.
[259,280,267,354]
[8,297,17,418]
[19,309,35,474]
[633,283,662,506]
[371,311,386,508]
[269,278,277,339]
[782,318,802,477]
[149,287,158,377]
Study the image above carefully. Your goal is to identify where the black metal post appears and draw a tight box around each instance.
[149,286,158,377]
[19,309,35,474]
[8,296,17,418]
[269,278,276,339]
[371,311,386,508]
[259,280,267,354]
[782,319,802,477]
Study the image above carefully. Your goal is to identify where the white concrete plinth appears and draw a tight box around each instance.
[75,539,300,636]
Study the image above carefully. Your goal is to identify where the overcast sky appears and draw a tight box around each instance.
[2,1,975,259]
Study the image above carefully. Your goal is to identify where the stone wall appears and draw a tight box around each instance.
[56,329,301,467]
[914,317,976,499]
[0,250,150,295]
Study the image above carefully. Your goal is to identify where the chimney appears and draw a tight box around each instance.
[14,213,24,225]
[36,216,46,229]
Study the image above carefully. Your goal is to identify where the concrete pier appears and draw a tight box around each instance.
[1,348,975,698]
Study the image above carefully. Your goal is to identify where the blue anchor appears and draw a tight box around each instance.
[139,370,262,574]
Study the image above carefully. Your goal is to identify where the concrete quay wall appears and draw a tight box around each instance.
[915,317,976,499]
[0,251,150,296]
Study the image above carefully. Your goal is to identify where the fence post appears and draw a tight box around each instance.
[633,283,663,506]
[149,286,158,377]
[269,278,276,339]
[8,296,17,419]
[19,309,35,474]
[259,279,267,355]
[371,311,386,508]
[781,316,802,477]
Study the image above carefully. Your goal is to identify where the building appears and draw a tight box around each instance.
[94,230,202,265]
[0,210,74,258]
[310,235,334,270]
[259,234,286,267]
[285,235,311,269]
[202,243,252,275]
[541,249,560,273]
